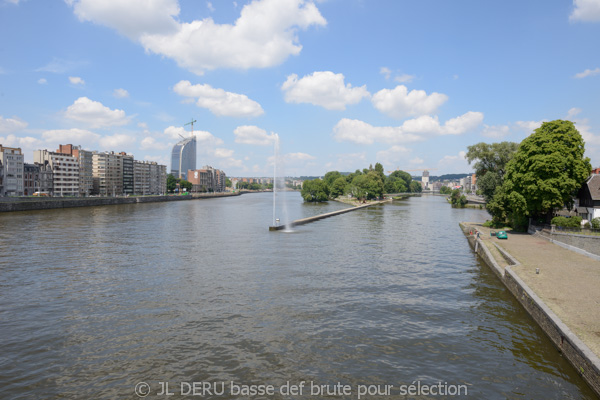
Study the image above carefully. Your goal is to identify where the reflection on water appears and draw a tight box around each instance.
[0,193,596,399]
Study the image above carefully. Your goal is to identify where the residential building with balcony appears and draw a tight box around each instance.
[34,149,79,196]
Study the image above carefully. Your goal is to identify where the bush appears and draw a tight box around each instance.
[551,216,582,228]
[591,218,600,230]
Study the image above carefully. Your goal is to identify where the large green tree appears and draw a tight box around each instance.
[490,120,591,228]
[166,174,177,193]
[323,171,342,188]
[350,171,384,200]
[466,141,519,178]
[466,141,518,202]
[301,178,329,202]
[330,177,348,198]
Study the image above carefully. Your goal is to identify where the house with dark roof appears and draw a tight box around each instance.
[577,173,600,222]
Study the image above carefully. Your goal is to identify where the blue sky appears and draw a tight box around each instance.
[1,0,599,177]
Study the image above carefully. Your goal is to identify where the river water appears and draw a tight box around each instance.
[0,193,597,399]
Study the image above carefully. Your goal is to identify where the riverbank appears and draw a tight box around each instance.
[461,222,600,397]
[0,192,241,212]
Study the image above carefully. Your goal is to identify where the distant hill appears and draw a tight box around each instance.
[430,173,471,182]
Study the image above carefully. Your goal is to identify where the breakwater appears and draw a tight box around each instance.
[0,192,240,212]
[460,223,600,397]
[269,200,389,231]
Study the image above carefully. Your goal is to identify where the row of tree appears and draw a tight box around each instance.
[301,163,422,202]
[466,120,591,230]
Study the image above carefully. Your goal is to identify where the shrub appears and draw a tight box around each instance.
[591,218,600,230]
[551,216,582,228]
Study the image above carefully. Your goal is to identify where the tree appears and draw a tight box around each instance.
[439,186,452,195]
[166,174,177,193]
[410,180,422,193]
[374,162,386,182]
[179,179,193,192]
[301,179,329,202]
[466,141,519,178]
[491,120,591,228]
[477,171,501,202]
[225,178,232,188]
[466,141,518,202]
[330,177,348,198]
[350,171,384,200]
[323,171,342,188]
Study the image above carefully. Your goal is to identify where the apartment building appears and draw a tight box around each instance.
[34,150,79,196]
[187,165,226,193]
[0,145,24,196]
[134,160,166,195]
[57,144,93,197]
[92,151,124,196]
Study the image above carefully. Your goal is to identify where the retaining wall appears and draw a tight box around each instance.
[459,223,600,397]
[533,228,600,259]
[0,192,240,212]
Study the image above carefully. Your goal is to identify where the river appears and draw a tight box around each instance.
[0,192,596,399]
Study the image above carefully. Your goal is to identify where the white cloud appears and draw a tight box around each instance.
[207,1,215,12]
[380,67,391,80]
[164,125,187,140]
[68,0,326,75]
[574,67,600,79]
[515,120,545,132]
[567,107,582,118]
[570,0,600,22]
[324,152,367,172]
[99,133,136,149]
[0,134,41,149]
[438,151,471,172]
[41,128,101,144]
[163,125,224,146]
[68,0,180,39]
[113,88,130,98]
[481,124,511,139]
[140,136,169,150]
[64,97,131,128]
[234,125,277,146]
[0,116,28,133]
[214,147,235,158]
[394,73,415,84]
[334,112,483,145]
[38,78,47,85]
[371,85,448,119]
[409,157,424,165]
[285,152,315,161]
[173,80,263,117]
[376,145,411,167]
[69,76,85,85]
[281,71,369,110]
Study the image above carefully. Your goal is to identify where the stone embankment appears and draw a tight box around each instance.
[460,222,600,397]
[0,192,240,212]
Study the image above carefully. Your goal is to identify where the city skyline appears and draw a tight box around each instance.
[1,0,599,176]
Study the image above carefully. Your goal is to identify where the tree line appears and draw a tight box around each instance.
[466,120,592,230]
[301,163,422,202]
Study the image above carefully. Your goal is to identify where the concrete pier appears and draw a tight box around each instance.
[269,200,388,231]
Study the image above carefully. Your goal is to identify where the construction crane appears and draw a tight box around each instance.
[184,118,197,137]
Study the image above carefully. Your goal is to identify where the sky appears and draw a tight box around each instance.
[1,0,600,177]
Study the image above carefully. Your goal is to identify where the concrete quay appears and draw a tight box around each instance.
[269,199,390,231]
[0,192,240,212]
[460,222,600,397]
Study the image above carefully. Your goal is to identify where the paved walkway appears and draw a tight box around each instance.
[465,223,600,358]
